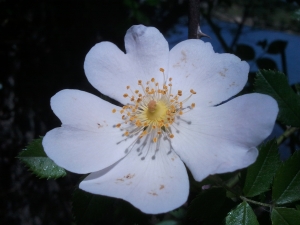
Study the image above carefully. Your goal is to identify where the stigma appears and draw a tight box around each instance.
[112,68,196,144]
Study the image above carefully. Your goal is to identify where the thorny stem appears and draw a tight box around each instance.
[208,175,239,195]
[209,175,273,208]
[240,196,273,208]
[188,0,200,39]
[277,127,299,145]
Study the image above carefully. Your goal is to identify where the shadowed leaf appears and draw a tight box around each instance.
[243,139,281,197]
[255,70,300,126]
[272,151,300,205]
[72,189,114,225]
[271,207,300,225]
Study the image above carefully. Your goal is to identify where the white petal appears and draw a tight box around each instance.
[168,39,249,107]
[172,93,278,181]
[43,90,129,174]
[84,25,169,104]
[124,25,169,79]
[79,135,189,214]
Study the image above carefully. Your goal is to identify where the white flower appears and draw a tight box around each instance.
[43,25,278,214]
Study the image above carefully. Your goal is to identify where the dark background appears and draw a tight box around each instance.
[1,0,299,224]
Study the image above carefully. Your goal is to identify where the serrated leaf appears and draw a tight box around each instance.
[255,70,300,126]
[271,207,300,225]
[72,189,114,225]
[18,137,66,179]
[272,151,300,204]
[243,139,281,197]
[226,201,259,225]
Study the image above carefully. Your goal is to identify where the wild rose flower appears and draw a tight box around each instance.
[43,25,278,214]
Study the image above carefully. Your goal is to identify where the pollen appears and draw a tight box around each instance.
[113,68,196,146]
[190,89,196,94]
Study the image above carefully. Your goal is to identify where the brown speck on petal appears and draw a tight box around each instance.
[124,173,135,179]
[219,71,226,77]
[148,192,158,196]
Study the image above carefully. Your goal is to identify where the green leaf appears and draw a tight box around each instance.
[272,151,300,204]
[255,70,300,126]
[72,189,114,225]
[271,207,300,225]
[226,201,259,225]
[18,137,66,179]
[243,139,281,197]
[155,220,178,225]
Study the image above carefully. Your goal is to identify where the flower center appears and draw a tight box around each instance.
[112,68,196,144]
[146,100,166,120]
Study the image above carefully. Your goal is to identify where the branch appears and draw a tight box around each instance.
[277,127,299,145]
[188,0,200,39]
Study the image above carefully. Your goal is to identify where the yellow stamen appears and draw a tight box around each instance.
[113,77,196,145]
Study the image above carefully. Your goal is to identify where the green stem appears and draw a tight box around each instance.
[208,175,239,195]
[209,175,273,208]
[277,127,299,145]
[240,196,272,208]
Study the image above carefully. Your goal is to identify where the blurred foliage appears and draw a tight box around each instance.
[211,0,300,33]
[1,0,300,225]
